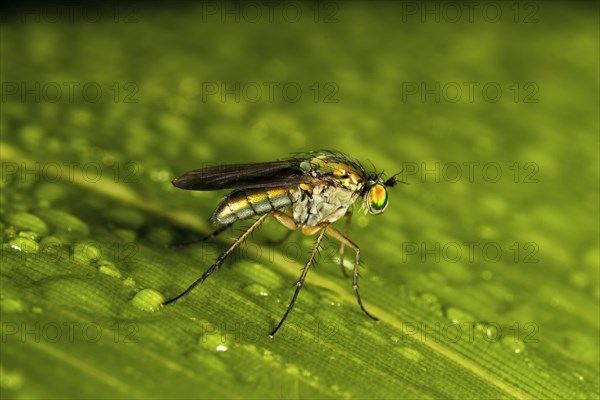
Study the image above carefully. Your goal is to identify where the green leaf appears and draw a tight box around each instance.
[1,3,598,399]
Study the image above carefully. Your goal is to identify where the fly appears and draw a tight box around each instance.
[163,151,403,337]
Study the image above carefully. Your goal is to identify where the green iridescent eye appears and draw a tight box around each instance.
[366,184,388,214]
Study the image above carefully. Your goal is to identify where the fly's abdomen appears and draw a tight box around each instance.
[212,187,296,225]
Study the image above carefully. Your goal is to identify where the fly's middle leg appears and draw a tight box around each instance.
[338,211,352,277]
[325,224,378,321]
[270,210,298,230]
[269,224,327,338]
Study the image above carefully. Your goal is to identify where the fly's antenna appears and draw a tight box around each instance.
[385,169,408,187]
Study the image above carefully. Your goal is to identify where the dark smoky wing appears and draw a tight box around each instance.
[172,160,307,191]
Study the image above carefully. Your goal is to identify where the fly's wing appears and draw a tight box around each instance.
[172,159,308,191]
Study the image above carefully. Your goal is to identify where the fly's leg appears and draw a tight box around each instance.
[325,225,378,321]
[269,224,328,338]
[169,223,233,249]
[338,211,352,277]
[270,210,298,230]
[162,215,269,306]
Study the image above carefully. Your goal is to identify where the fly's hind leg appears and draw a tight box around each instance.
[325,225,378,321]
[162,215,268,305]
[163,211,296,307]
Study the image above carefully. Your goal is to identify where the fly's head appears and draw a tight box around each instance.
[362,172,402,215]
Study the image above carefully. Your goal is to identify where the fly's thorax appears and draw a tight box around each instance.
[302,155,366,191]
[293,182,360,227]
[212,187,299,225]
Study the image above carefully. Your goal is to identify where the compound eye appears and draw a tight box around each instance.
[367,184,388,214]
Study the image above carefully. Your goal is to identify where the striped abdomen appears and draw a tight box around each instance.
[212,187,297,225]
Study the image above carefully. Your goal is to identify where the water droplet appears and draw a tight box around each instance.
[243,283,270,297]
[197,323,229,350]
[39,235,62,248]
[72,242,101,265]
[7,238,39,253]
[3,226,18,240]
[149,169,171,182]
[501,336,526,354]
[369,275,383,286]
[119,275,135,287]
[20,124,44,147]
[131,289,164,312]
[445,307,476,324]
[18,230,40,240]
[569,272,588,288]
[417,293,443,316]
[1,298,24,313]
[284,364,300,377]
[262,349,274,362]
[0,366,24,390]
[98,261,122,279]
[4,212,48,234]
[37,210,89,235]
[189,351,228,374]
[317,288,341,308]
[37,199,50,209]
[479,195,508,217]
[396,346,423,362]
[237,262,284,289]
[478,225,496,239]
[481,270,493,280]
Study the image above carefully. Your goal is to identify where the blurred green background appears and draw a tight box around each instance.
[1,1,598,399]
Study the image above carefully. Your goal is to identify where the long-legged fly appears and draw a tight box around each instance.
[163,151,402,337]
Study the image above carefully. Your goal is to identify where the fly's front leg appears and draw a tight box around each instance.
[325,225,378,321]
[338,211,352,277]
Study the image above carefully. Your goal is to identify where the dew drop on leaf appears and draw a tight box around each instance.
[132,289,165,312]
